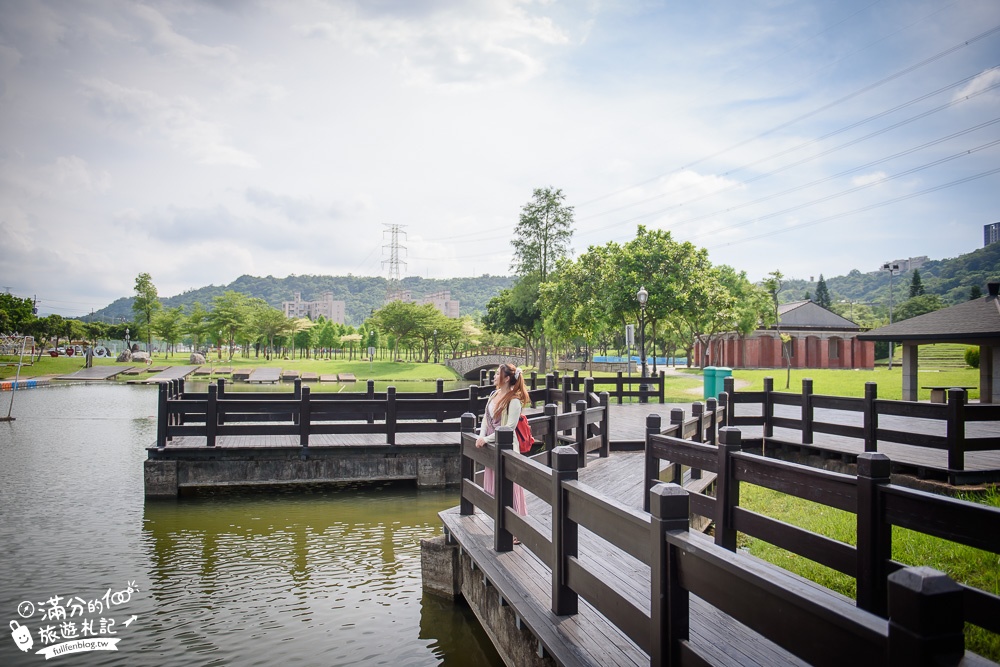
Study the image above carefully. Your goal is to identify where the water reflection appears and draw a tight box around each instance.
[0,384,501,666]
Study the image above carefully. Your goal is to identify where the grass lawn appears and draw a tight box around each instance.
[739,484,1000,660]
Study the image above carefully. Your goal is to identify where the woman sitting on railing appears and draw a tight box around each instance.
[476,363,529,526]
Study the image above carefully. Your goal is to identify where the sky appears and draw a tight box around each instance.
[1,0,998,317]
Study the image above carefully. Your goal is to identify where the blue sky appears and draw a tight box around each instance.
[1,0,997,316]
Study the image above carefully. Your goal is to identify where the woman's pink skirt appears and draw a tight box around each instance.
[483,467,527,516]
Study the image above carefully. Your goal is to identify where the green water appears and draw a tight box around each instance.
[0,384,501,666]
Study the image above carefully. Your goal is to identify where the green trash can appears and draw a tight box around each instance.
[703,366,717,400]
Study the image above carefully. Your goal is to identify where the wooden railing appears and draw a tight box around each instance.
[458,423,997,666]
[644,421,1000,651]
[156,377,610,453]
[721,376,1000,480]
[479,368,667,404]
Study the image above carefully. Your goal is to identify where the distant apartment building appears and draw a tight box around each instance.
[385,288,460,317]
[282,292,346,324]
[986,222,1000,247]
[878,256,928,273]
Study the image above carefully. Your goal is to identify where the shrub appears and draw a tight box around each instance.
[965,347,980,369]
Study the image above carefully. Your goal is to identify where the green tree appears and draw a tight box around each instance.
[0,293,36,334]
[511,186,575,372]
[208,291,250,361]
[483,278,542,365]
[372,301,439,361]
[762,270,792,388]
[132,273,161,351]
[151,307,187,357]
[970,284,983,300]
[909,269,925,298]
[814,275,831,309]
[185,302,211,353]
[894,294,944,321]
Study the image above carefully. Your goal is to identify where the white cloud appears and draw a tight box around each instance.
[48,156,112,193]
[851,171,888,187]
[952,66,1000,102]
[80,78,259,168]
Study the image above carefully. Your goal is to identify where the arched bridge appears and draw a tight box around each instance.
[446,350,526,380]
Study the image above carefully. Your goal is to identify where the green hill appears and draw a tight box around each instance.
[94,274,513,326]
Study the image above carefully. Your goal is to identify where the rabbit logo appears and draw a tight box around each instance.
[9,620,33,652]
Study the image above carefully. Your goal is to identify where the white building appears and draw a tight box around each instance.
[282,292,346,324]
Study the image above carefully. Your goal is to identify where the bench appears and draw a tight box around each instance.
[921,385,975,403]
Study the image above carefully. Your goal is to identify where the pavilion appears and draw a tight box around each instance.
[857,282,1000,403]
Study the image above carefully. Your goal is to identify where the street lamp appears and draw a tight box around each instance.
[433,329,438,364]
[637,286,649,404]
[881,262,900,370]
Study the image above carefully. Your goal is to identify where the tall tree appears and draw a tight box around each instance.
[208,291,250,361]
[185,302,211,353]
[814,274,831,309]
[909,269,925,298]
[0,293,36,334]
[762,270,792,389]
[511,186,575,372]
[132,273,161,351]
[151,307,187,358]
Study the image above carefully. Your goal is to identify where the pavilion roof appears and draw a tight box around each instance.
[858,284,1000,343]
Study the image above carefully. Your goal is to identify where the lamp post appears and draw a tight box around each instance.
[881,262,900,370]
[637,286,649,403]
[433,329,438,364]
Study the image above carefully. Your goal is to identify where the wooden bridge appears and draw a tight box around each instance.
[430,398,1000,666]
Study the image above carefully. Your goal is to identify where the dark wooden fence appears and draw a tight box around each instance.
[646,418,1000,638]
[156,377,610,453]
[458,422,997,666]
[721,376,1000,482]
[480,368,667,404]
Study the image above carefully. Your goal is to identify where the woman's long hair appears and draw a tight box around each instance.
[492,363,530,419]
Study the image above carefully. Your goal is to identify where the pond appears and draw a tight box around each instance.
[0,384,501,666]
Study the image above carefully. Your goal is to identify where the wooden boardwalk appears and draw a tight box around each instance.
[56,366,134,381]
[140,365,200,384]
[248,367,280,383]
[441,450,810,666]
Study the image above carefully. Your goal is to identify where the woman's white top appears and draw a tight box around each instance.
[480,393,522,444]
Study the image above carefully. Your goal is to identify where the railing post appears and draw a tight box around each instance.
[643,414,662,513]
[616,371,624,405]
[544,403,559,457]
[530,371,537,392]
[460,413,477,516]
[292,378,302,425]
[157,382,168,448]
[206,383,218,448]
[690,403,704,480]
[719,391,730,428]
[659,370,666,403]
[802,378,814,444]
[367,379,375,424]
[551,445,580,616]
[763,377,774,438]
[864,382,878,452]
[887,567,965,666]
[856,452,891,616]
[545,373,556,406]
[669,408,685,484]
[715,427,741,551]
[573,369,580,392]
[494,427,515,553]
[436,378,444,422]
[599,392,610,457]
[706,397,718,446]
[946,388,966,474]
[649,482,690,667]
[216,378,226,425]
[386,386,397,445]
[723,376,736,427]
[584,377,596,441]
[299,386,311,447]
[561,376,572,433]
[575,399,587,468]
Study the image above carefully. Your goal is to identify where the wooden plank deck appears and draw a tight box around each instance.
[248,367,280,383]
[232,368,252,381]
[143,365,200,384]
[55,366,135,380]
[441,450,809,666]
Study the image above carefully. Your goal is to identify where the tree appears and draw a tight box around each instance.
[970,285,983,300]
[372,301,438,361]
[814,275,831,309]
[133,273,162,351]
[511,186,575,372]
[251,302,291,360]
[483,279,541,365]
[151,307,187,357]
[909,269,925,298]
[0,293,36,334]
[762,270,792,389]
[208,291,250,361]
[894,294,944,321]
[185,302,211,353]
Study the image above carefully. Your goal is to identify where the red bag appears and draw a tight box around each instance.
[515,413,534,454]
